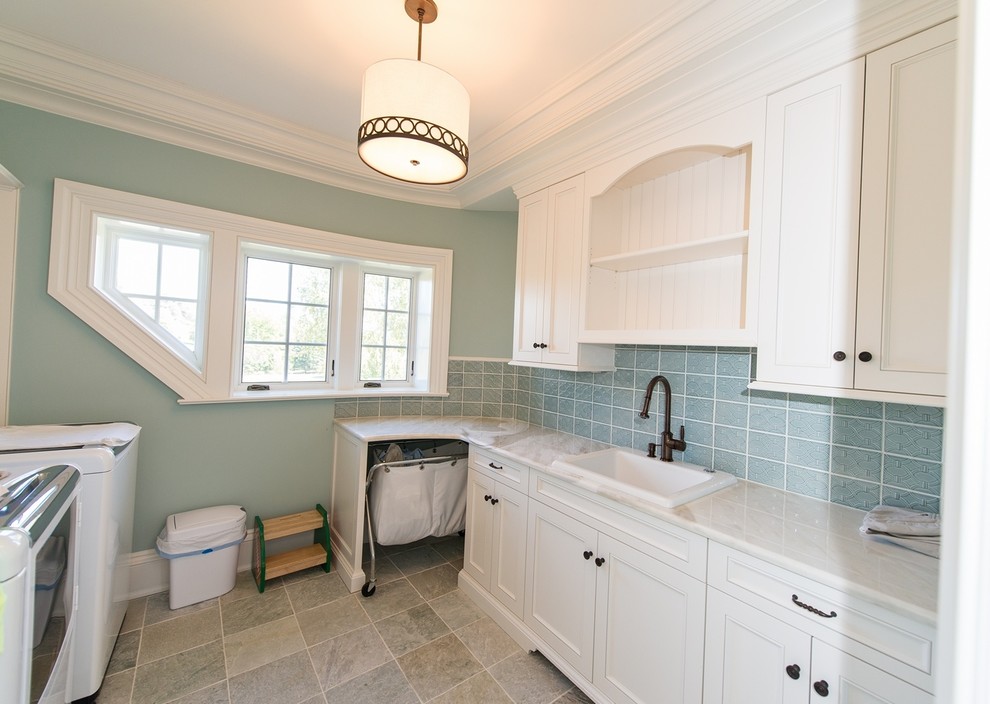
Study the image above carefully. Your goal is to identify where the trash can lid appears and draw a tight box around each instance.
[164,505,246,544]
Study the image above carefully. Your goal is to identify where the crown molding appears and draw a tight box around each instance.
[507,0,957,199]
[0,26,465,209]
[0,0,957,211]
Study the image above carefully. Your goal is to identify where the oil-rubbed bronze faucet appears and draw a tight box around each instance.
[640,375,687,462]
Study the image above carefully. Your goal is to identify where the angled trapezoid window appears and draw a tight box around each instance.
[93,215,210,371]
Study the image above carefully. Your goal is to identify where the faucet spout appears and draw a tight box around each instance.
[639,374,687,462]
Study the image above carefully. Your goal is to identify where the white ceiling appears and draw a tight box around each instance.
[0,0,676,208]
[0,0,957,210]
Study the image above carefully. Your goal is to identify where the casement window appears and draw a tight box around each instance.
[237,248,334,389]
[360,272,413,384]
[50,179,452,403]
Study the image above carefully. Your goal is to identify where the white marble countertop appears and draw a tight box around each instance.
[335,416,939,625]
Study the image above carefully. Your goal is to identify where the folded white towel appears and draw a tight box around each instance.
[862,530,940,558]
[861,505,940,537]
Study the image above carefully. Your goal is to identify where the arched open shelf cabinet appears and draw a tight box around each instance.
[580,100,766,346]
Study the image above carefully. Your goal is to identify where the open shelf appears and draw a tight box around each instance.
[252,505,331,592]
[589,230,749,272]
[584,142,756,342]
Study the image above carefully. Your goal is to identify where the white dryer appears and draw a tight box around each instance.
[0,422,140,702]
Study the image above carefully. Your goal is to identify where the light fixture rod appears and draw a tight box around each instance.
[417,8,424,61]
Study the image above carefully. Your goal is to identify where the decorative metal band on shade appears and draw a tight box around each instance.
[358,58,470,184]
[358,115,468,183]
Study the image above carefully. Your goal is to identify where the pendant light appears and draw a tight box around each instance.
[358,0,470,184]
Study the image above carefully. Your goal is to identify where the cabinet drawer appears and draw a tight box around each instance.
[470,447,529,490]
[708,542,935,691]
[531,470,707,581]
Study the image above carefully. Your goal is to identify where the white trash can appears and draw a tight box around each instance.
[156,505,246,609]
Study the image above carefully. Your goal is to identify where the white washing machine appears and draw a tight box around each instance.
[0,422,140,702]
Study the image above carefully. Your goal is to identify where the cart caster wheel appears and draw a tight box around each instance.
[361,582,376,597]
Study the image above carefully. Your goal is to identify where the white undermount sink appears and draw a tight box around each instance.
[551,447,737,508]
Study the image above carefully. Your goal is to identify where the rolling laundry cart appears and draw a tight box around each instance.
[361,439,468,596]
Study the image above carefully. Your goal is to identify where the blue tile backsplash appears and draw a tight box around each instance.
[333,345,944,513]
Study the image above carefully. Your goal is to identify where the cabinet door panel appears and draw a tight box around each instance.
[463,470,494,590]
[811,641,933,704]
[526,501,598,678]
[513,191,549,363]
[544,175,586,366]
[856,21,956,395]
[594,535,705,704]
[491,482,528,619]
[757,59,864,388]
[703,589,809,704]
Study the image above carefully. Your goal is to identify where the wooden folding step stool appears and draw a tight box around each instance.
[252,504,331,593]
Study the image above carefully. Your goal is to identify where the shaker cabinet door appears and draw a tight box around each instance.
[757,59,864,389]
[855,21,956,397]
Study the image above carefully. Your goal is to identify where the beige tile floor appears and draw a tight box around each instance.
[94,536,592,704]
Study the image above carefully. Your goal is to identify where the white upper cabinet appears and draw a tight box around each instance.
[855,22,956,397]
[512,174,614,371]
[756,60,865,390]
[755,21,956,404]
[581,99,766,346]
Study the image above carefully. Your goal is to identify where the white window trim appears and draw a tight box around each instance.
[0,163,22,426]
[49,179,453,403]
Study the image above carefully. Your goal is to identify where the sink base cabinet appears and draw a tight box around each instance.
[704,588,933,704]
[525,500,705,704]
[526,501,599,677]
[593,534,705,704]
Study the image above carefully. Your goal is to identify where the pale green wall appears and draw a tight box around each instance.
[0,100,518,551]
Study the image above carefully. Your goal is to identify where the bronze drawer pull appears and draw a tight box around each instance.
[791,594,837,618]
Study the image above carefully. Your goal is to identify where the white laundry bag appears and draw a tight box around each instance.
[369,458,467,545]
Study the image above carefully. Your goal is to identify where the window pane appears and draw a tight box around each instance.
[159,300,198,348]
[289,304,328,344]
[244,301,287,342]
[291,265,331,305]
[384,347,407,381]
[114,239,158,295]
[362,310,385,345]
[242,343,285,383]
[360,346,383,381]
[287,345,326,382]
[386,311,408,346]
[95,217,209,369]
[128,296,156,318]
[159,245,201,299]
[364,274,387,309]
[387,277,411,312]
[246,258,290,301]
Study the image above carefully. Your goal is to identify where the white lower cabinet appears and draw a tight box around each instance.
[463,467,528,619]
[460,450,934,704]
[704,588,932,704]
[526,500,599,677]
[525,500,705,704]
